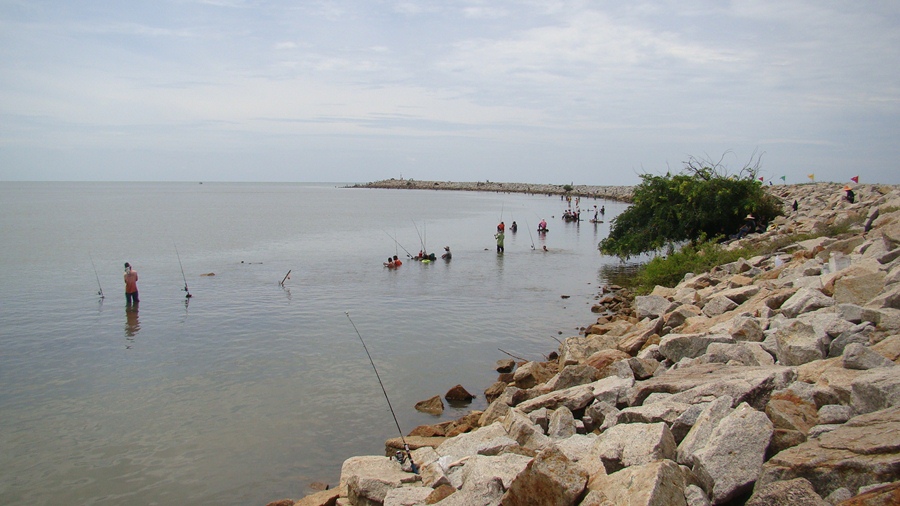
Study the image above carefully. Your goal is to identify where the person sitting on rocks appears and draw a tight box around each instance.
[843,185,855,204]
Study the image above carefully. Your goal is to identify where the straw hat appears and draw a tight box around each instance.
[843,185,852,191]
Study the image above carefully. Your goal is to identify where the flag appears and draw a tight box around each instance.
[808,174,815,182]
[780,175,786,182]
[759,177,764,182]
[851,176,859,183]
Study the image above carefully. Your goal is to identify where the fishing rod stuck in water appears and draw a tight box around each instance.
[345,312,418,474]
[89,252,105,299]
[174,244,193,298]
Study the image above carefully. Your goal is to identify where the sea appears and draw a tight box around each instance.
[0,182,632,505]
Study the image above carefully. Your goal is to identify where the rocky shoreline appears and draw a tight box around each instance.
[274,181,900,506]
[349,179,635,202]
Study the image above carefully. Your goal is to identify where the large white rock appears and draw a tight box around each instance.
[591,422,677,473]
[436,421,519,460]
[692,403,774,505]
[340,455,421,506]
[659,333,735,362]
[780,287,834,318]
[586,459,689,506]
[677,395,734,466]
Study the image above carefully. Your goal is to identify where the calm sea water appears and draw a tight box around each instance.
[0,182,628,505]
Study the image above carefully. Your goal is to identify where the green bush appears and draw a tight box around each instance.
[600,155,783,258]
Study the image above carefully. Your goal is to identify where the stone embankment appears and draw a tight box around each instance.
[275,182,900,506]
[350,179,635,202]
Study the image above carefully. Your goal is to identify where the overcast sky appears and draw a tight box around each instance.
[1,1,898,185]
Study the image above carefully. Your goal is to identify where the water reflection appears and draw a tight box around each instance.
[125,304,140,341]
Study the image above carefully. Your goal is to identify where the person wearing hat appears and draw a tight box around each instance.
[843,185,855,204]
[441,246,452,260]
[124,262,139,305]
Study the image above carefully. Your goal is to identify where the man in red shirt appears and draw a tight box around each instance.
[124,262,139,305]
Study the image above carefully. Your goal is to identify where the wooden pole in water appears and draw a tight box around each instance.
[280,270,291,286]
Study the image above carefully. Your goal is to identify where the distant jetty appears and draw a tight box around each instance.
[350,178,635,203]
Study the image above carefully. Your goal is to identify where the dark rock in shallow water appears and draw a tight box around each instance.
[445,384,475,402]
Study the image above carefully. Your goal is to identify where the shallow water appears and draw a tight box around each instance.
[0,182,630,505]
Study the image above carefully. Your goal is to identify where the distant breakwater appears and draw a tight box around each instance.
[350,179,635,203]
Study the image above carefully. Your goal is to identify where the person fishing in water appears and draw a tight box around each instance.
[124,262,139,305]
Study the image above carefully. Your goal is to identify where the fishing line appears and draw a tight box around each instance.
[174,243,193,298]
[89,252,105,299]
[383,230,414,258]
[345,312,418,474]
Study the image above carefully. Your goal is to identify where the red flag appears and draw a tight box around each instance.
[850,176,859,183]
[758,177,764,182]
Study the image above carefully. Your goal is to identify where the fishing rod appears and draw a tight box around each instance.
[345,312,418,474]
[523,218,536,250]
[174,244,193,298]
[383,230,414,258]
[89,252,105,299]
[412,221,426,253]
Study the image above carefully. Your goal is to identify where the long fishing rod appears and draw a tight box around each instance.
[524,218,536,250]
[412,221,426,253]
[383,230,414,258]
[174,244,193,298]
[89,252,105,299]
[345,312,418,473]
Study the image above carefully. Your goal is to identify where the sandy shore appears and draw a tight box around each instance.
[349,179,635,202]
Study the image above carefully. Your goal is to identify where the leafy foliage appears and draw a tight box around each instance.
[599,154,782,258]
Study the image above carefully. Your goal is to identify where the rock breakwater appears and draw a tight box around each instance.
[350,179,635,202]
[275,182,900,506]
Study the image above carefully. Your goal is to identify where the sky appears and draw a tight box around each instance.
[1,1,898,185]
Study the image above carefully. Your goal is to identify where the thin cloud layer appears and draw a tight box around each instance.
[1,0,897,184]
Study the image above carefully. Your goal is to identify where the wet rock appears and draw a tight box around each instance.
[495,358,516,373]
[445,384,475,402]
[414,395,444,415]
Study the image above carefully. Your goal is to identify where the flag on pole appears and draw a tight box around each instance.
[780,175,786,182]
[808,174,815,182]
[759,177,764,182]
[850,176,859,183]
